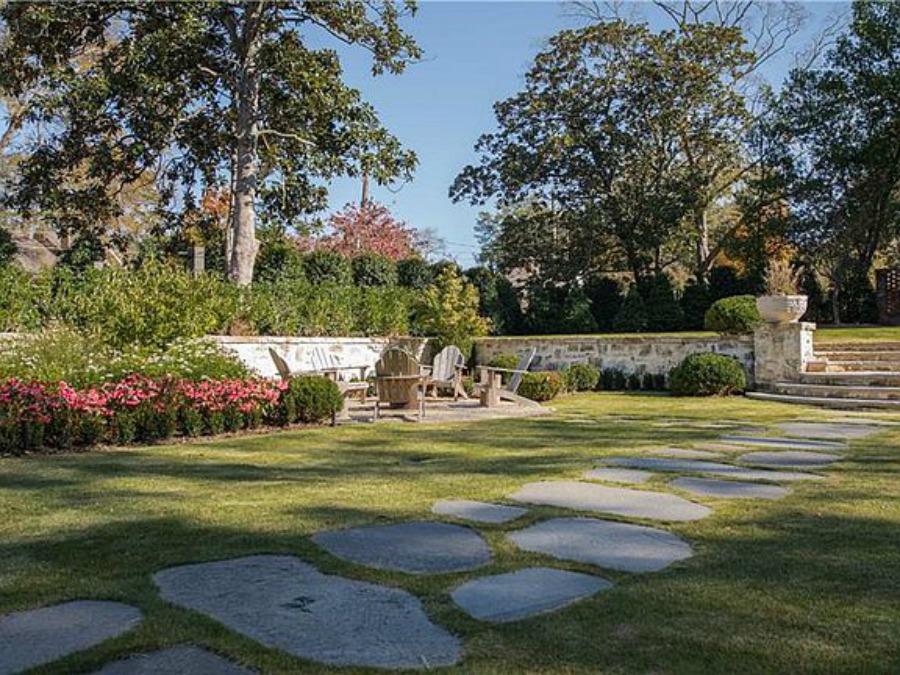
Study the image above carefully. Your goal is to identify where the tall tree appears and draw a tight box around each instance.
[315,200,423,260]
[452,21,753,282]
[0,2,420,284]
[771,0,900,323]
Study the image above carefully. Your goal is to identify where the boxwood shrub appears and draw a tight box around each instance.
[704,295,761,334]
[668,353,746,396]
[518,371,565,402]
[486,353,520,385]
[564,363,601,392]
[285,376,344,424]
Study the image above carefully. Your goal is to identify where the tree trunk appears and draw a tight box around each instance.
[228,9,263,286]
[831,280,842,326]
[694,208,710,281]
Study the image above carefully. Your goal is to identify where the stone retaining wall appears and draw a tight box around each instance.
[473,336,755,380]
[209,335,431,379]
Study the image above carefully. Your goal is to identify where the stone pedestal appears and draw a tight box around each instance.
[753,322,816,387]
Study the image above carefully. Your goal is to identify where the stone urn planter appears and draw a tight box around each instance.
[756,295,808,324]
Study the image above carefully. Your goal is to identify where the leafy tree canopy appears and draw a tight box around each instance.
[452,20,754,283]
[0,2,420,283]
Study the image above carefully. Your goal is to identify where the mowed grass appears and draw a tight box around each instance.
[816,326,900,342]
[1,394,899,674]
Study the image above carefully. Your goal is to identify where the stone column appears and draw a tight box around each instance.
[753,322,816,388]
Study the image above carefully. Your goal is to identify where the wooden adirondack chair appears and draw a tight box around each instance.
[426,345,468,400]
[374,347,429,421]
[477,347,538,407]
[268,348,295,380]
[268,348,366,424]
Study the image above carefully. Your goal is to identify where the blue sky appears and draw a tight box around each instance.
[325,1,848,267]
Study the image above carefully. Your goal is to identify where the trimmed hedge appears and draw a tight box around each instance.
[564,364,600,392]
[668,353,746,396]
[704,295,761,335]
[284,376,344,424]
[487,353,520,385]
[518,371,565,402]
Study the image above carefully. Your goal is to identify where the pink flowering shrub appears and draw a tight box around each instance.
[0,374,339,456]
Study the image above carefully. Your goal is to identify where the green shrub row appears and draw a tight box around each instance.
[486,350,745,401]
[0,263,416,349]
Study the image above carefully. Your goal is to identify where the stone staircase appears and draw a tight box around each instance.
[748,341,900,410]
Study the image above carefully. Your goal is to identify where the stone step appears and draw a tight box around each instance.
[814,341,900,352]
[746,391,900,410]
[818,361,900,372]
[770,382,900,401]
[816,350,900,362]
[800,371,900,387]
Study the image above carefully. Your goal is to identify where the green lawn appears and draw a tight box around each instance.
[816,326,900,342]
[2,394,899,674]
[486,326,900,342]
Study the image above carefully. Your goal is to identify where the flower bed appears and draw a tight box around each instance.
[0,374,342,455]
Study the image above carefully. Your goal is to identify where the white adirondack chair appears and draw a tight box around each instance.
[426,345,467,400]
[308,347,369,402]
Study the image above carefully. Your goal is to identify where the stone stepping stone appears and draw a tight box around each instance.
[827,416,900,427]
[776,422,880,440]
[583,467,654,484]
[0,601,142,675]
[509,481,711,522]
[737,450,842,469]
[312,521,491,574]
[154,555,461,670]
[651,448,722,459]
[600,457,824,483]
[693,443,750,453]
[669,477,790,500]
[451,567,612,623]
[508,517,692,573]
[93,646,253,675]
[432,499,527,524]
[720,435,847,452]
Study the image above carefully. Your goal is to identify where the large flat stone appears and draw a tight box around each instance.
[737,450,842,469]
[154,555,461,670]
[0,601,142,675]
[509,481,711,522]
[312,521,491,574]
[583,467,654,484]
[508,517,692,573]
[720,435,847,452]
[601,457,824,482]
[777,421,881,440]
[93,647,252,675]
[451,567,612,623]
[651,448,723,459]
[669,477,790,500]
[432,499,527,524]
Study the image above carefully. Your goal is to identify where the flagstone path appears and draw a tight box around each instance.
[720,435,847,451]
[583,467,654,484]
[737,450,842,469]
[0,601,142,675]
[508,517,694,573]
[92,647,253,675]
[669,477,790,500]
[600,456,825,482]
[451,568,613,623]
[154,555,462,670]
[509,481,712,522]
[312,521,491,574]
[432,499,528,524]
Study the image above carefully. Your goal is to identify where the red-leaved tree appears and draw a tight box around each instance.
[316,201,423,260]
